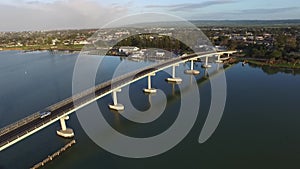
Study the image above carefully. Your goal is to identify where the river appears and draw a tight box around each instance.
[0,50,300,169]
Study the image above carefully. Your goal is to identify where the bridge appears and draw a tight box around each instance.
[0,50,236,151]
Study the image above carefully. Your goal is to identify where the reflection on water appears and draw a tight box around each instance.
[248,62,300,75]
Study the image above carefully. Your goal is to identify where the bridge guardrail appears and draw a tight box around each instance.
[46,52,206,112]
[0,53,190,138]
[0,112,40,137]
[0,51,227,143]
[46,58,167,112]
[53,52,212,115]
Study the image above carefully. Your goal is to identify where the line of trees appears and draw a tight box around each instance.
[113,33,193,54]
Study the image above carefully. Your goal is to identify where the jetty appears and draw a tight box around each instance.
[30,140,76,169]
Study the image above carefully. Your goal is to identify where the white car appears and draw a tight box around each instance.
[40,111,51,119]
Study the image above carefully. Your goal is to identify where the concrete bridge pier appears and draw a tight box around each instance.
[57,116,74,138]
[109,89,124,111]
[202,56,212,68]
[215,54,223,63]
[185,59,200,75]
[144,73,157,94]
[167,64,182,83]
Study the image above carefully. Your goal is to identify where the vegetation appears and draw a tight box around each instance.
[2,44,85,51]
[0,29,95,51]
[108,33,194,56]
[1,25,300,69]
[203,26,300,69]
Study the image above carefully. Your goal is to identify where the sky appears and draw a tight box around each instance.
[0,0,299,31]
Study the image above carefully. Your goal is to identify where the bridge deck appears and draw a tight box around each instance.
[0,50,236,151]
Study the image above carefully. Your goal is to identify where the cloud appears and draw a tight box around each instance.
[0,0,129,31]
[240,7,300,14]
[145,4,185,9]
[188,6,300,20]
[145,0,236,11]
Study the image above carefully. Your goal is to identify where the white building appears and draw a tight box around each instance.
[52,39,60,46]
[74,40,90,45]
[156,51,165,57]
[119,46,140,55]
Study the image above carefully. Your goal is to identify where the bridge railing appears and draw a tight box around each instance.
[0,51,222,140]
[0,112,41,137]
[45,52,214,112]
[47,58,173,111]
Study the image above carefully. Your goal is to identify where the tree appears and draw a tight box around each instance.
[269,50,282,59]
[285,36,297,52]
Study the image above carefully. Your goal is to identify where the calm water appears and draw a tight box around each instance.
[0,51,300,169]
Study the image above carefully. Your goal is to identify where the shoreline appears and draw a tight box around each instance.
[1,48,299,70]
[0,45,84,52]
[236,57,300,69]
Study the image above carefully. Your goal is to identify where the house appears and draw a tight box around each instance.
[156,51,165,57]
[63,40,71,45]
[119,46,140,55]
[74,40,90,45]
[52,39,60,46]
[256,36,264,41]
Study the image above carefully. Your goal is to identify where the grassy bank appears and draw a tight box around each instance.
[1,44,84,52]
[237,58,300,69]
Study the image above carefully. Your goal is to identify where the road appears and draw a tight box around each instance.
[0,51,220,149]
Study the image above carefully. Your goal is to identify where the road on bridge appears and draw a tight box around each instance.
[0,51,228,150]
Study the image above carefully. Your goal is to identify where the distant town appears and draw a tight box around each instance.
[0,29,96,51]
[0,23,299,68]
